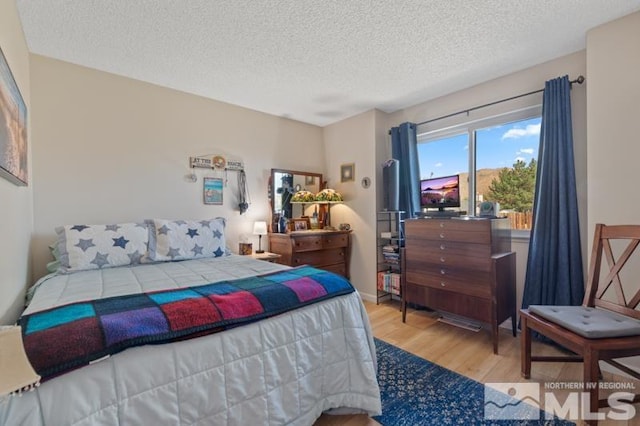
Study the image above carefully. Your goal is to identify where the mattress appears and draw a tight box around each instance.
[1,255,381,425]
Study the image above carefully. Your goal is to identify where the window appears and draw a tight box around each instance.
[417,109,541,231]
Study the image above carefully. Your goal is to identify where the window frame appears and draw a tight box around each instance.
[416,105,542,236]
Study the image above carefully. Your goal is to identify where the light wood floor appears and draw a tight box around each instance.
[315,300,640,426]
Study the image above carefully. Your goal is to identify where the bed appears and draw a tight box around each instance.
[0,219,381,425]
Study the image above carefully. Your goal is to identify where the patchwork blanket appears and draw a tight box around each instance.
[20,265,354,381]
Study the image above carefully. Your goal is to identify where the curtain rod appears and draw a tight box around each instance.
[415,75,585,127]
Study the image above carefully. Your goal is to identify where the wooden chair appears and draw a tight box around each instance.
[521,224,640,424]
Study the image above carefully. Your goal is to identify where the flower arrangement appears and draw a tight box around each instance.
[315,188,343,202]
[291,190,316,202]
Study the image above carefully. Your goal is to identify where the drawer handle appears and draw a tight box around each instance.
[439,222,445,228]
[440,244,445,250]
[440,269,446,275]
[440,281,446,287]
[440,257,445,263]
[326,239,331,244]
[439,233,445,239]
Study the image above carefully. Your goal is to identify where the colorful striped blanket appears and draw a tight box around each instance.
[20,266,354,381]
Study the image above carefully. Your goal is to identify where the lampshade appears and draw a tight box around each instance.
[253,221,268,236]
[0,326,40,397]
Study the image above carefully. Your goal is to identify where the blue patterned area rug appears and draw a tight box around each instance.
[373,339,574,425]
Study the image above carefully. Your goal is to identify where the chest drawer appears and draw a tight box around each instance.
[406,219,491,244]
[405,239,492,271]
[404,284,492,323]
[405,267,492,299]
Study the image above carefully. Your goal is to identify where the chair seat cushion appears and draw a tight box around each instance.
[529,305,640,339]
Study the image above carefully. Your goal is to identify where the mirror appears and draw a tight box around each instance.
[270,168,323,219]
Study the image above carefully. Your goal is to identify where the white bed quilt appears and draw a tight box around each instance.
[1,255,381,425]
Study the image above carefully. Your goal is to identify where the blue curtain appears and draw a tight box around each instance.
[390,122,420,218]
[522,76,584,310]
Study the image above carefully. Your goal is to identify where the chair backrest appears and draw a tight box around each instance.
[584,224,640,319]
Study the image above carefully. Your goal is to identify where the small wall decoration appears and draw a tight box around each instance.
[203,177,223,205]
[340,163,355,183]
[0,46,28,186]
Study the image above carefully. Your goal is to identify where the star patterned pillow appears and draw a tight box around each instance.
[149,218,229,262]
[55,223,151,273]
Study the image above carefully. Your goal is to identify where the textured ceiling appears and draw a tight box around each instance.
[16,0,640,127]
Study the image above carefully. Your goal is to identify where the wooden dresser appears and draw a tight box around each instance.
[268,230,351,278]
[403,217,516,353]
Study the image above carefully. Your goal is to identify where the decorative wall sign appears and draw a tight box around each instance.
[226,159,244,171]
[203,177,223,205]
[0,46,27,186]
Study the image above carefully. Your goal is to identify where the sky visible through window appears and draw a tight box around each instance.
[418,117,542,179]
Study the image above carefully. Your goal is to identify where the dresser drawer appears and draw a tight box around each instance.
[322,234,349,249]
[291,248,345,267]
[318,263,346,276]
[406,219,491,244]
[292,236,322,251]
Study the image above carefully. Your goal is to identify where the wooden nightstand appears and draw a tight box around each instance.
[250,252,282,262]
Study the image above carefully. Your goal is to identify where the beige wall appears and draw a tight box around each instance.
[322,110,378,298]
[587,11,640,229]
[587,11,640,373]
[0,1,32,324]
[29,55,325,280]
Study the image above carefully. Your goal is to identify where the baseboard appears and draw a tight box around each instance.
[359,291,377,303]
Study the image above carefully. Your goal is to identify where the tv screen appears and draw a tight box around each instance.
[420,174,461,210]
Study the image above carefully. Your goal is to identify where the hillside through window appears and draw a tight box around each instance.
[417,114,541,231]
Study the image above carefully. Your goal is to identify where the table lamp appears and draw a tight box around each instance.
[0,326,40,398]
[253,221,268,253]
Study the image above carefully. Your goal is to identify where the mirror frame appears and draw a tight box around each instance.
[270,168,323,218]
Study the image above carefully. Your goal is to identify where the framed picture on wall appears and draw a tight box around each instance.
[0,46,28,186]
[340,163,355,183]
[203,177,223,205]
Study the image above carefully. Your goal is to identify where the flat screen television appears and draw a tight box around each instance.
[420,174,461,211]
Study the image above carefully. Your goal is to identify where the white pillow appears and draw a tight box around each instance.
[56,222,151,273]
[149,218,228,261]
